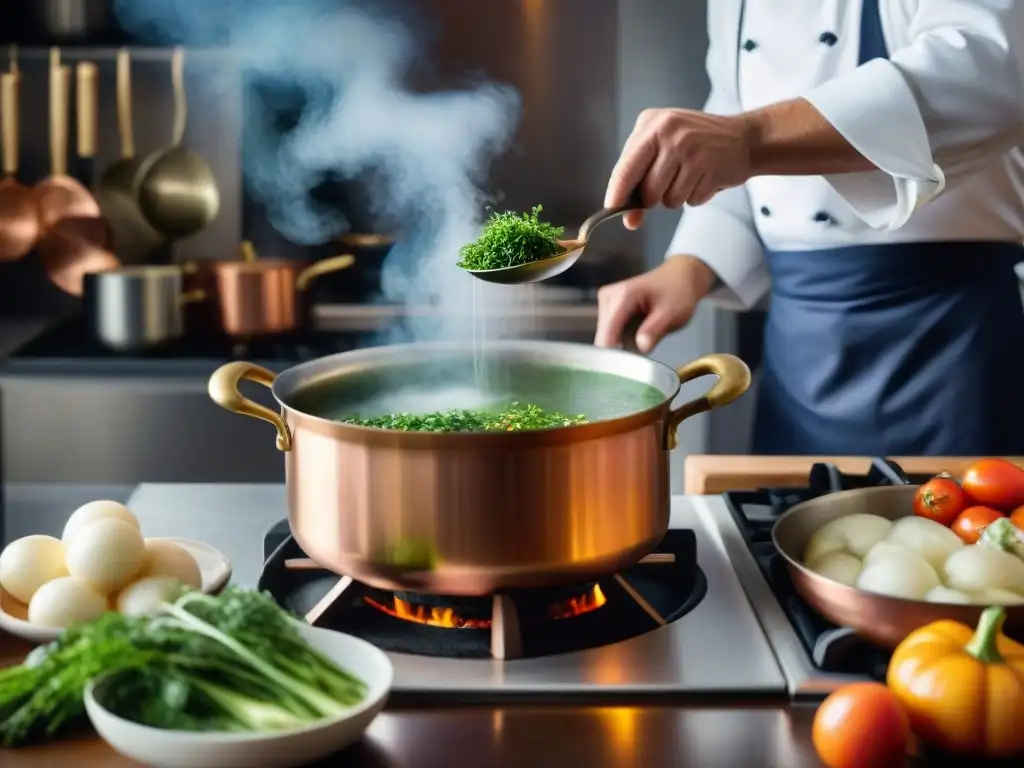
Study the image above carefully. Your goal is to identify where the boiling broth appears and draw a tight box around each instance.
[290,360,666,427]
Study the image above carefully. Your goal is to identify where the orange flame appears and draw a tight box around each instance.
[366,584,607,629]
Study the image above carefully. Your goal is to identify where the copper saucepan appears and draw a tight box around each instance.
[191,241,355,337]
[208,342,752,595]
[772,484,1024,649]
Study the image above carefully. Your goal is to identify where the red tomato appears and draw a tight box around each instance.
[913,474,967,526]
[812,683,909,768]
[960,458,1024,512]
[951,506,1005,544]
[1011,506,1024,531]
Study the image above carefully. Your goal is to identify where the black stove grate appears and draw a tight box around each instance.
[259,521,706,659]
[723,458,935,680]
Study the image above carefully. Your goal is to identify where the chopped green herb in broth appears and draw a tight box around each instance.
[342,402,587,432]
[456,206,565,271]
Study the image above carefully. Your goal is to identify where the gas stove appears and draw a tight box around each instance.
[253,497,786,703]
[692,457,933,701]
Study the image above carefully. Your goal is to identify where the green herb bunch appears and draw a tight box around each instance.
[0,587,367,746]
[456,205,565,270]
[343,402,587,433]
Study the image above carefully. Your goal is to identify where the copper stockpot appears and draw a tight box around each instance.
[208,342,751,595]
[773,485,1024,649]
[192,242,355,337]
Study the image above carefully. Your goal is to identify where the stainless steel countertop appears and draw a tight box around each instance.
[4,484,788,701]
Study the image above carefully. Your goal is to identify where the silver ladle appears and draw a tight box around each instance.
[465,188,645,285]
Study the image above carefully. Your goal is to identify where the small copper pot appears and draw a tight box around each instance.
[190,242,355,337]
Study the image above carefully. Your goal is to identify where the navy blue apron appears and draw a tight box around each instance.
[748,0,1024,456]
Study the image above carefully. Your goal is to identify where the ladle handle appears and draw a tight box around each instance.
[8,44,18,78]
[1,74,18,177]
[76,62,98,161]
[170,47,187,147]
[578,187,645,242]
[49,63,70,178]
[116,48,134,159]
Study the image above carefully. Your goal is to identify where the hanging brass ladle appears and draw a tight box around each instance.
[464,188,644,285]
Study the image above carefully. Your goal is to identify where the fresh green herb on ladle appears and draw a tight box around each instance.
[342,402,587,432]
[456,206,565,271]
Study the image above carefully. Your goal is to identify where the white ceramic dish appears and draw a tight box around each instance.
[0,537,232,644]
[85,625,393,768]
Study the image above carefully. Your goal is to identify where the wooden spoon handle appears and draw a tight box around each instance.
[116,48,134,159]
[49,61,69,177]
[1,73,18,176]
[170,47,187,146]
[76,62,98,161]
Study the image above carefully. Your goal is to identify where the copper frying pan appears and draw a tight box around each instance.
[772,484,1024,649]
[36,58,118,296]
[0,70,37,261]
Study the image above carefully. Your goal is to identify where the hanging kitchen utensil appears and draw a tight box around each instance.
[208,344,751,594]
[95,48,168,265]
[0,70,38,262]
[36,59,118,296]
[84,265,205,352]
[196,241,355,337]
[33,49,102,232]
[465,188,646,285]
[136,47,219,239]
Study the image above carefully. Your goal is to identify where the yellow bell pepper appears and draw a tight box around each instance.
[887,606,1024,758]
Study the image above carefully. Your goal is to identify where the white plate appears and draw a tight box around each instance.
[0,537,233,644]
[85,625,393,768]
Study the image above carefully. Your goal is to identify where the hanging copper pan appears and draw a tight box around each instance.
[35,56,118,295]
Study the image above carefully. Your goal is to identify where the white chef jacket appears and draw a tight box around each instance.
[667,0,1024,310]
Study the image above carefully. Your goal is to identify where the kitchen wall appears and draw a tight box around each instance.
[1,0,752,488]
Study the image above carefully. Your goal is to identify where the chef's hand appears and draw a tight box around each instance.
[606,108,751,230]
[595,256,718,354]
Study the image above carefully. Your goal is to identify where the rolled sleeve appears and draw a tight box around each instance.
[667,188,770,310]
[804,0,1024,230]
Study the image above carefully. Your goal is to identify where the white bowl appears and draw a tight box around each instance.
[0,537,232,644]
[84,624,393,768]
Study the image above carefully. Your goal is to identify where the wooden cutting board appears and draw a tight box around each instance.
[683,455,1024,495]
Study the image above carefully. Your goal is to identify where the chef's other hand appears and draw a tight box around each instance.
[606,108,751,230]
[595,256,718,353]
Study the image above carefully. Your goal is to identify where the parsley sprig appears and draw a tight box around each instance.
[456,206,565,271]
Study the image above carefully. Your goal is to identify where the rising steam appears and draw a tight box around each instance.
[114,0,533,344]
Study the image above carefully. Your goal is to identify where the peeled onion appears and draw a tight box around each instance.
[863,541,916,568]
[62,500,140,544]
[884,516,963,571]
[140,540,201,589]
[856,549,940,600]
[28,576,107,628]
[115,576,182,617]
[808,552,863,587]
[65,518,146,595]
[924,586,973,604]
[943,544,1024,593]
[0,535,68,604]
[803,514,892,563]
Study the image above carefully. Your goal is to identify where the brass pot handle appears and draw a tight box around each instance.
[208,361,292,451]
[295,253,356,292]
[665,353,751,450]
